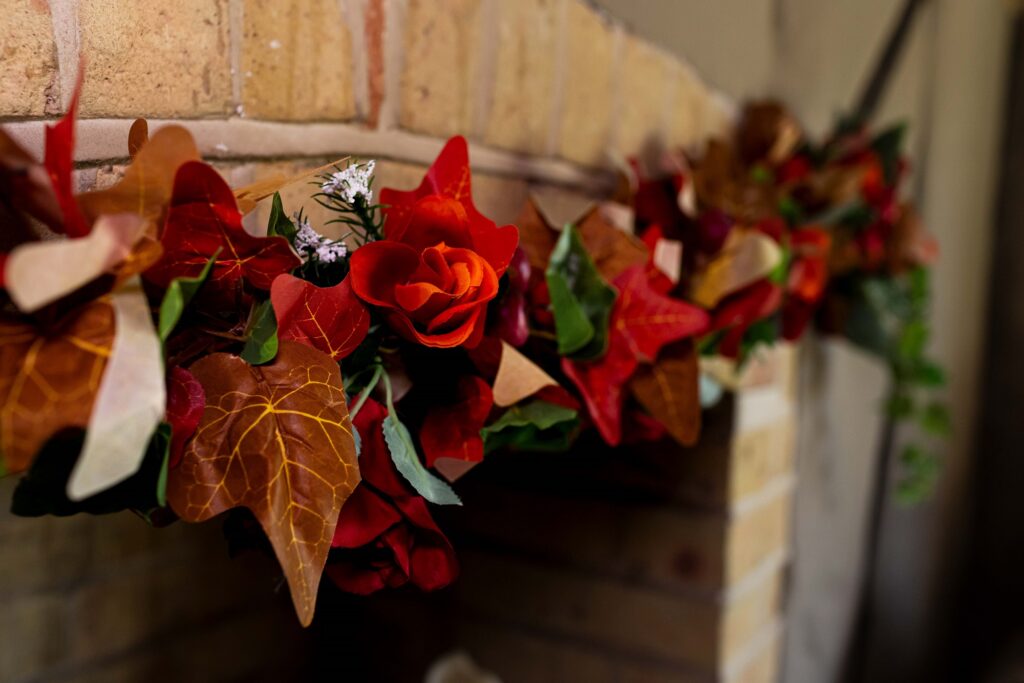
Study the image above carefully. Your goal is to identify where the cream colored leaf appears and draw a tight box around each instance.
[492,341,557,408]
[691,229,782,308]
[5,214,147,313]
[67,277,166,500]
[234,158,347,215]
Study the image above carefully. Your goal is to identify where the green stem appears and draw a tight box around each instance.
[348,364,384,421]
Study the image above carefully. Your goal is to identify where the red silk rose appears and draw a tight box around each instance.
[349,136,519,348]
[327,398,458,595]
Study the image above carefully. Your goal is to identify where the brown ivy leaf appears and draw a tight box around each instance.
[575,206,648,281]
[128,119,149,160]
[630,341,701,446]
[514,198,558,271]
[76,125,200,231]
[166,341,360,626]
[233,159,343,216]
[0,299,114,474]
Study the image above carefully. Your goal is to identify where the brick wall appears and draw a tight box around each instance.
[0,1,795,682]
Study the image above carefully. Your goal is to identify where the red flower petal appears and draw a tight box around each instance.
[420,376,494,468]
[349,240,421,307]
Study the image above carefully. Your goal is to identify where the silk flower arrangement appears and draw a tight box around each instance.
[0,89,944,625]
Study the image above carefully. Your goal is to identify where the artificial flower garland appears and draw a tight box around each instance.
[0,91,945,625]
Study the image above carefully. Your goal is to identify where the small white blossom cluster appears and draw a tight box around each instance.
[321,159,376,204]
[292,213,348,264]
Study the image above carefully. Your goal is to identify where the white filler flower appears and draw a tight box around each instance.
[322,159,376,204]
[293,214,348,264]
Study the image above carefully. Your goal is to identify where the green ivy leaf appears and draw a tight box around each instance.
[240,299,279,365]
[912,359,946,387]
[267,192,297,242]
[545,225,617,359]
[381,404,461,506]
[152,424,172,508]
[920,402,951,437]
[481,400,579,454]
[885,392,915,420]
[157,250,219,342]
[896,443,940,504]
[871,123,907,185]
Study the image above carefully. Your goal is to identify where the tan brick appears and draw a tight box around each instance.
[455,550,720,669]
[400,0,481,138]
[725,494,792,586]
[481,0,560,155]
[246,159,341,240]
[0,0,57,117]
[615,36,673,158]
[732,631,782,683]
[241,0,356,121]
[78,0,232,118]
[721,572,783,662]
[557,0,614,167]
[667,61,706,150]
[730,420,796,500]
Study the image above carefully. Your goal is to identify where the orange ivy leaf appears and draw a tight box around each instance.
[166,341,360,626]
[630,341,701,447]
[0,299,114,475]
[76,125,200,231]
[270,274,369,361]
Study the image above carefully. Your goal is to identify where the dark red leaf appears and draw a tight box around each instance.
[43,71,89,237]
[146,161,300,304]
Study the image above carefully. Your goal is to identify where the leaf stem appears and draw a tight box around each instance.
[348,363,384,421]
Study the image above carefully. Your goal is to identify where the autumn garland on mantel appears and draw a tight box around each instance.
[0,90,945,624]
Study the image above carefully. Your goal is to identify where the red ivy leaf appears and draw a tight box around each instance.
[381,136,518,273]
[613,265,709,363]
[146,161,300,302]
[270,274,370,361]
[165,365,205,468]
[562,265,709,446]
[43,71,89,237]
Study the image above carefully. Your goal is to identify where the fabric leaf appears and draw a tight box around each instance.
[240,299,279,365]
[128,119,149,160]
[270,274,369,361]
[166,341,360,626]
[68,278,166,500]
[545,225,617,359]
[629,341,701,447]
[0,299,114,475]
[420,376,493,482]
[5,213,149,313]
[267,193,297,241]
[146,161,301,301]
[77,125,200,229]
[165,366,205,469]
[158,251,218,342]
[562,266,709,446]
[381,379,461,506]
[491,341,557,407]
[43,72,89,237]
[481,400,579,454]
